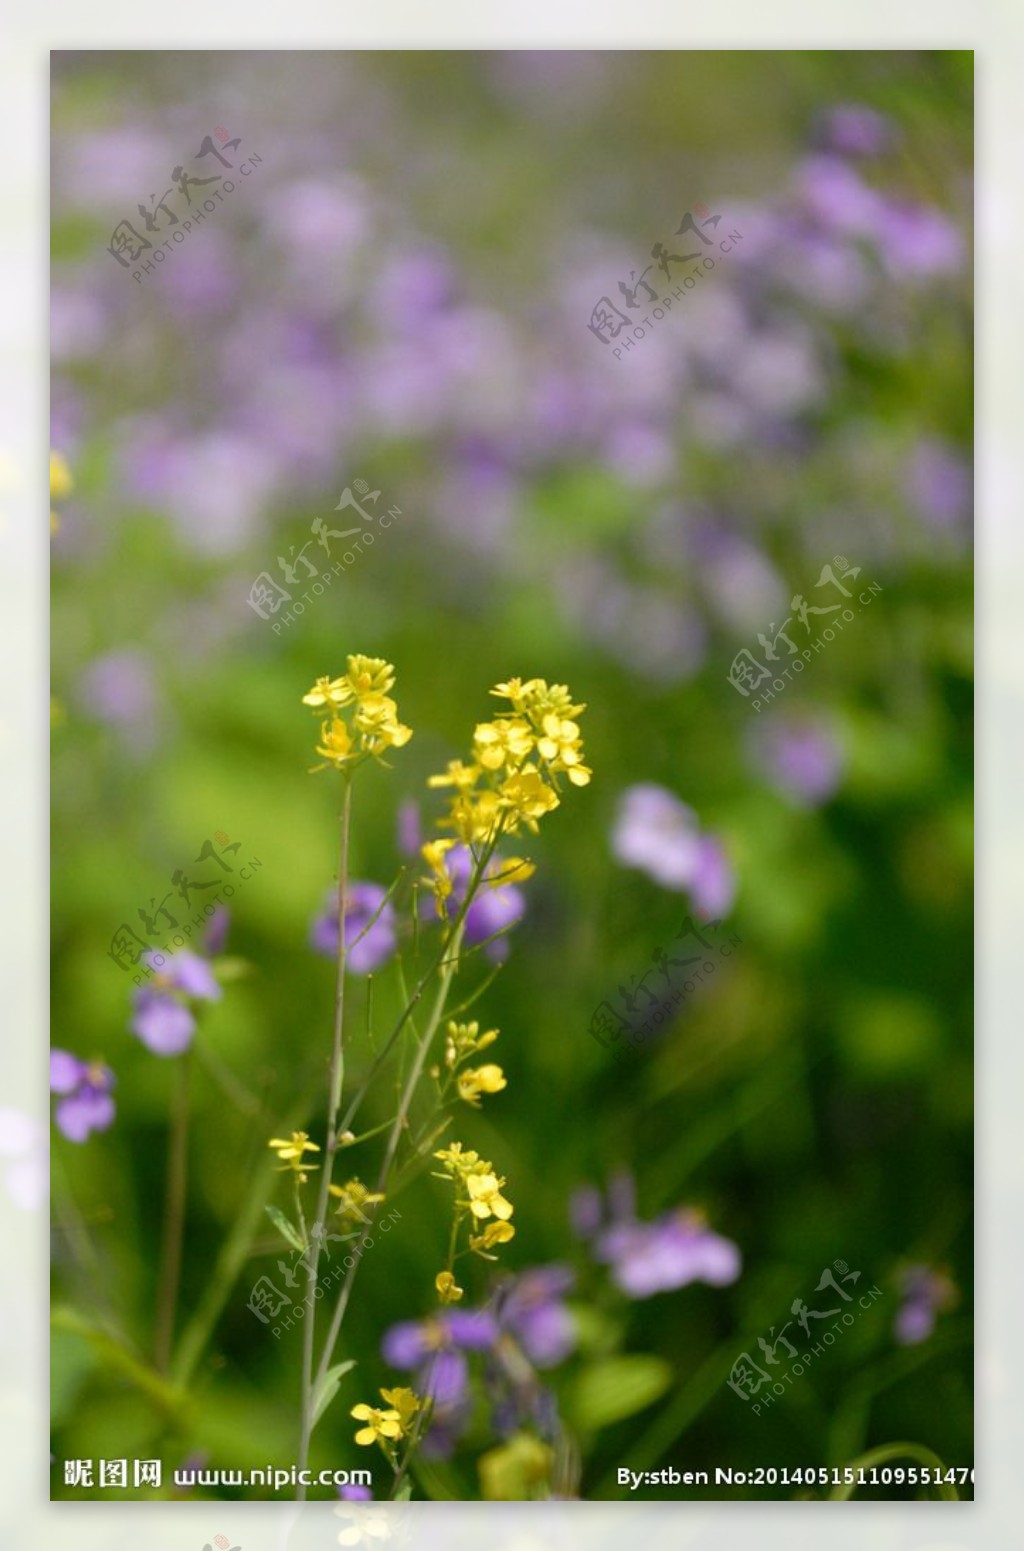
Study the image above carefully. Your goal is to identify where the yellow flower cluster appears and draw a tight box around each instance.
[426,676,590,848]
[351,1386,422,1448]
[302,656,412,772]
[433,1142,516,1259]
[329,1177,386,1226]
[268,1131,320,1183]
[442,1020,507,1109]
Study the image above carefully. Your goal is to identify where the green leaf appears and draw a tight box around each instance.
[264,1204,306,1253]
[312,1359,357,1430]
[566,1355,673,1431]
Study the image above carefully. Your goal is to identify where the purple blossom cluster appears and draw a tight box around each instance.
[309,844,529,976]
[572,1174,741,1299]
[52,75,970,732]
[50,909,231,1142]
[611,783,735,917]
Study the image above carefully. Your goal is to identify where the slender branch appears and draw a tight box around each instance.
[154,1051,191,1373]
[311,918,465,1401]
[298,775,352,1478]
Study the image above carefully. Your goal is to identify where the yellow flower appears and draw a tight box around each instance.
[427,759,481,792]
[457,1064,507,1107]
[316,716,355,767]
[354,692,413,755]
[435,1270,464,1303]
[466,1172,514,1221]
[499,767,560,830]
[446,788,503,845]
[345,655,396,697]
[269,1131,320,1181]
[329,1178,386,1225]
[537,713,582,764]
[302,675,350,709]
[304,657,412,773]
[444,1020,499,1069]
[487,856,535,887]
[379,1386,422,1431]
[469,1219,516,1254]
[351,1402,403,1447]
[473,717,534,772]
[433,1141,482,1176]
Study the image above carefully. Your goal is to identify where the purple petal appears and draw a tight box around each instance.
[690,837,736,919]
[420,1349,469,1409]
[203,905,231,956]
[569,1185,603,1239]
[443,1308,499,1350]
[612,785,701,890]
[894,1300,935,1345]
[381,1319,430,1369]
[56,1087,116,1143]
[50,1048,84,1095]
[167,950,222,1000]
[131,991,196,1055]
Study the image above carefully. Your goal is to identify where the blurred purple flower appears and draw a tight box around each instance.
[203,904,232,957]
[749,717,844,806]
[576,1174,740,1299]
[310,882,397,974]
[905,438,972,531]
[382,1308,498,1445]
[798,155,884,236]
[0,1108,47,1209]
[496,1265,577,1367]
[426,846,527,963]
[894,1265,957,1344]
[879,201,964,277]
[130,949,222,1056]
[337,1483,373,1501]
[49,1050,116,1142]
[817,104,893,158]
[612,785,736,915]
[77,649,160,752]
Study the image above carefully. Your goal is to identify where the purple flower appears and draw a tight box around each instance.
[337,1483,373,1501]
[310,882,397,974]
[49,1050,116,1142]
[817,104,893,158]
[382,1308,498,1416]
[905,438,972,531]
[894,1265,957,1345]
[879,201,964,278]
[798,155,884,237]
[427,846,527,963]
[748,717,844,807]
[612,785,736,915]
[496,1265,577,1368]
[578,1175,741,1299]
[76,649,160,753]
[129,949,222,1056]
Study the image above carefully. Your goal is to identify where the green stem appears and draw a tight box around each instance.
[298,776,352,1483]
[828,1441,961,1501]
[170,1089,311,1389]
[310,915,468,1404]
[154,1051,191,1373]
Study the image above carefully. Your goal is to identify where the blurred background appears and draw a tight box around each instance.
[49,49,973,1501]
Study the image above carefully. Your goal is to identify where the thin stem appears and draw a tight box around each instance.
[337,830,505,1138]
[154,1051,191,1374]
[298,776,352,1480]
[312,920,464,1401]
